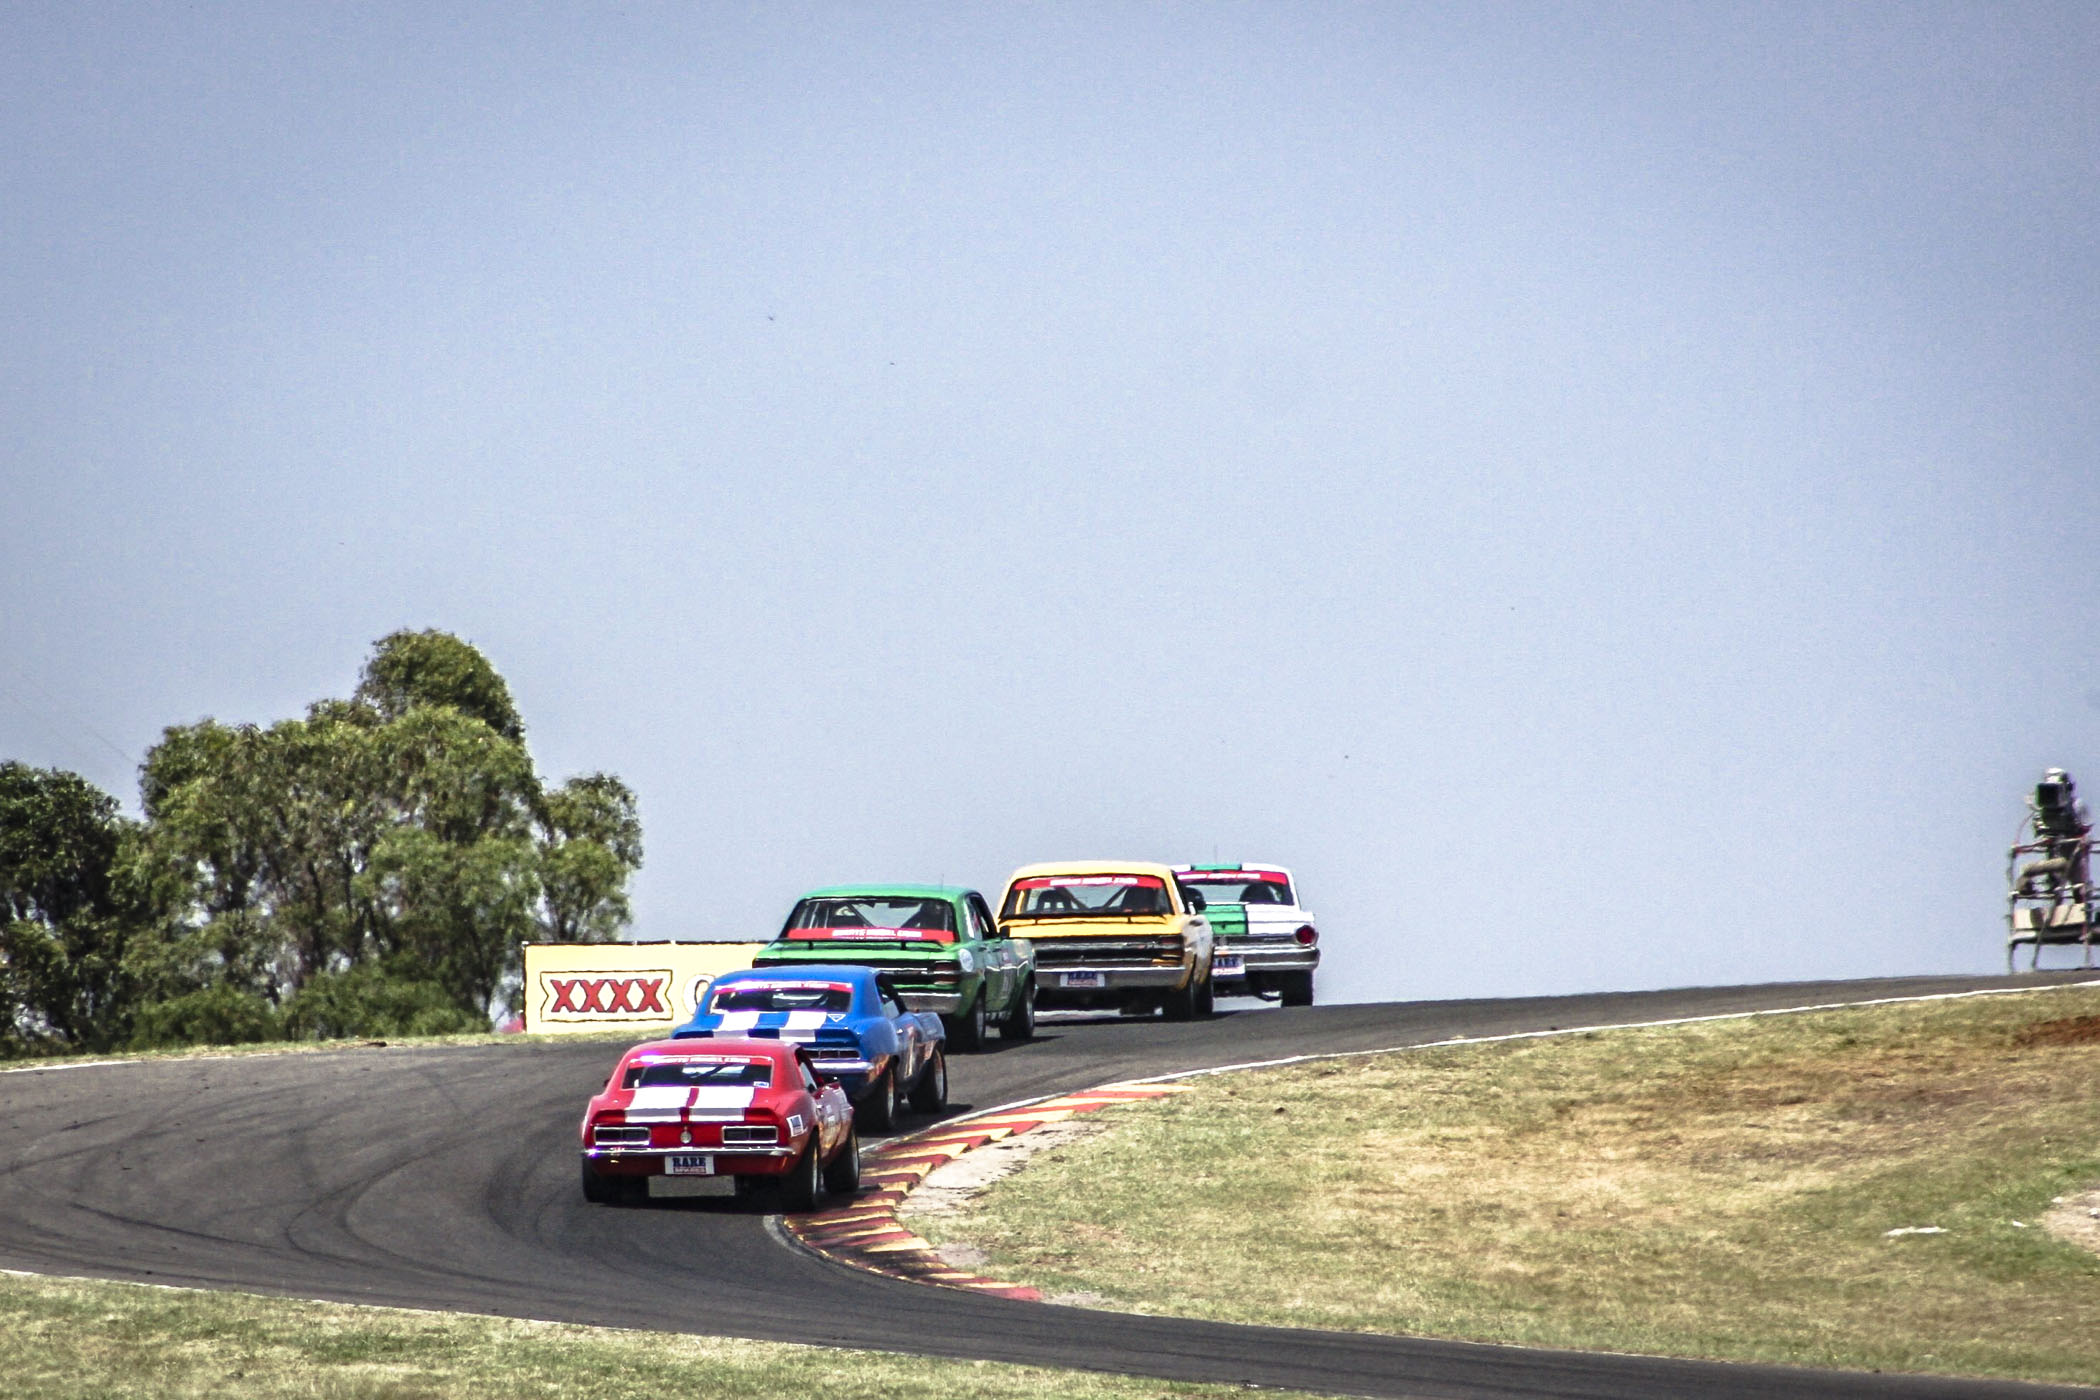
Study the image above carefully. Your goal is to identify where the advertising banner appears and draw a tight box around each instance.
[522,941,763,1035]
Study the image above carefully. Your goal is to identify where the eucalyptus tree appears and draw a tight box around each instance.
[133,629,642,1033]
[0,763,147,1051]
[537,772,643,944]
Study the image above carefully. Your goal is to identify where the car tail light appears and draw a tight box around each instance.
[1293,925,1317,946]
[592,1124,650,1146]
[722,1124,779,1144]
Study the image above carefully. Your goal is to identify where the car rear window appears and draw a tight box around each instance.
[1002,874,1172,918]
[1176,871,1295,905]
[708,982,854,1013]
[782,897,957,942]
[623,1058,773,1089]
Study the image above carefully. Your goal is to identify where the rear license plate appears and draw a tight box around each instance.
[1212,955,1243,976]
[664,1154,715,1176]
[1060,971,1105,988]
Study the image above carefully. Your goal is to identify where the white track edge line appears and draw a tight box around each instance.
[1110,978,2100,1087]
[1108,982,2100,1091]
[888,978,2100,1156]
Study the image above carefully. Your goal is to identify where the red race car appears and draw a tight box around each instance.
[579,1037,859,1209]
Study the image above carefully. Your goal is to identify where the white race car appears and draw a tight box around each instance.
[1171,864,1318,1005]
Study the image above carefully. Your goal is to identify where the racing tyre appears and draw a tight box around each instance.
[580,1159,643,1206]
[580,1158,615,1204]
[778,1138,824,1212]
[910,1045,948,1113]
[1278,971,1315,1007]
[1162,975,1199,1022]
[999,979,1036,1041]
[859,1067,897,1134]
[947,993,987,1052]
[823,1125,862,1195]
[1194,973,1215,1018]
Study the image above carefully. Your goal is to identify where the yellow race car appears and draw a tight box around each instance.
[997,860,1215,1019]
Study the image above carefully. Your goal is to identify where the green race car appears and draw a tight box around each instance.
[750,885,1036,1050]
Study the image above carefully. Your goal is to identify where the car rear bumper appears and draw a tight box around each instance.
[1209,945,1320,981]
[582,1145,800,1177]
[1033,964,1192,1006]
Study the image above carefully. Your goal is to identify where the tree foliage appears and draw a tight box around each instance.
[0,631,641,1054]
[0,763,145,1051]
[353,628,524,741]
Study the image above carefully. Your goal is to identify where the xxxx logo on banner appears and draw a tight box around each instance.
[537,971,675,1021]
[521,942,761,1033]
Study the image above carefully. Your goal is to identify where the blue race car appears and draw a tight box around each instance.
[673,964,946,1133]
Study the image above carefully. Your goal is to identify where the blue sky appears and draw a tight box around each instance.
[4,3,2097,1003]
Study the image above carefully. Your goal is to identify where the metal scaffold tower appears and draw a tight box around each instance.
[2007,768,2096,970]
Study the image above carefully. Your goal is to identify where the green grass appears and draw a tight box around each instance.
[0,1271,1314,1400]
[907,985,2100,1386]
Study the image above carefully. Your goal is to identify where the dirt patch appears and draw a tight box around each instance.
[905,1117,1108,1217]
[2041,1187,2100,1254]
[932,1241,991,1270]
[2015,1015,2100,1047]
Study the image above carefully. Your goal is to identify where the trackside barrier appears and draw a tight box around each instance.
[521,942,764,1035]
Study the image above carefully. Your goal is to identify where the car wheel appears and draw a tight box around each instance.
[859,1067,896,1134]
[823,1125,862,1195]
[1162,975,1198,1022]
[1194,973,1215,1017]
[947,992,986,1051]
[778,1137,823,1212]
[910,1045,948,1112]
[999,979,1036,1041]
[580,1157,618,1204]
[1279,971,1315,1007]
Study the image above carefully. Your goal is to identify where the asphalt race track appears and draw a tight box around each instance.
[4,971,2098,1399]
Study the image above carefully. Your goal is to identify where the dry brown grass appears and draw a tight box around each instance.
[0,1271,1310,1400]
[0,1028,646,1073]
[909,985,2100,1386]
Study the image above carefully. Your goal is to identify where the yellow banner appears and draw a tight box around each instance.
[522,941,762,1035]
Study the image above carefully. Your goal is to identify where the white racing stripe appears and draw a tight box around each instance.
[784,1010,829,1033]
[625,1085,758,1121]
[715,1011,762,1033]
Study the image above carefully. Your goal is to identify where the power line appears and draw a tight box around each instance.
[0,679,137,770]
